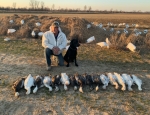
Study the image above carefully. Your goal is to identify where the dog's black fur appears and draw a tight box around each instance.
[64,38,80,67]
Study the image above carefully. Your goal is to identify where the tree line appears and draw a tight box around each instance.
[0,0,149,13]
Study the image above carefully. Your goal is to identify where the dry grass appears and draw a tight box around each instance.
[0,14,150,48]
[0,14,150,114]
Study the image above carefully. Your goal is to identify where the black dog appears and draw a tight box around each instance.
[64,38,80,67]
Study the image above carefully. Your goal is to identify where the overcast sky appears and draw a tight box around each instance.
[1,0,150,12]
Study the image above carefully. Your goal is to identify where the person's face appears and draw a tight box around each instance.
[51,26,59,34]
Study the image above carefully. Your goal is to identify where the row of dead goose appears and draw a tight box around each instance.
[12,72,142,97]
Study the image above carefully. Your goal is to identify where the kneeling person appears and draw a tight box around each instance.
[42,21,67,70]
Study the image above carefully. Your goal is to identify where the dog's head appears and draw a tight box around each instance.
[70,38,80,48]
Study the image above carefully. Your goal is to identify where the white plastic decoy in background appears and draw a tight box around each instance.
[20,20,24,25]
[4,38,10,41]
[116,31,121,34]
[96,38,111,48]
[38,32,43,37]
[7,29,16,34]
[124,29,128,34]
[114,72,126,91]
[87,24,91,29]
[86,36,95,43]
[131,74,142,91]
[107,73,119,89]
[110,28,114,32]
[60,73,70,90]
[35,22,41,26]
[122,74,133,91]
[103,27,106,31]
[126,42,136,52]
[9,20,13,24]
[143,29,148,34]
[24,74,35,95]
[98,23,103,28]
[31,31,35,37]
[106,38,111,48]
[97,42,107,47]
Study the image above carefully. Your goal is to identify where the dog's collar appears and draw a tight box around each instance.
[69,46,77,50]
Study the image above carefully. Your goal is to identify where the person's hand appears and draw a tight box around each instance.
[52,46,60,55]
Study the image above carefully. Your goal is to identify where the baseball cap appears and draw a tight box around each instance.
[51,21,59,27]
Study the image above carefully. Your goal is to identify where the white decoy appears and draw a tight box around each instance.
[118,23,123,27]
[103,27,106,31]
[100,74,109,89]
[131,75,142,91]
[114,72,126,91]
[122,74,133,91]
[9,20,13,24]
[116,31,121,34]
[106,38,111,48]
[124,29,128,34]
[97,42,107,47]
[135,24,139,28]
[35,22,41,26]
[143,29,148,34]
[99,23,103,28]
[107,73,119,89]
[38,32,43,37]
[31,31,35,37]
[125,24,129,28]
[7,29,16,33]
[132,24,136,27]
[24,74,35,95]
[20,20,24,25]
[86,36,95,43]
[96,38,111,48]
[87,24,91,29]
[43,76,52,91]
[4,38,10,41]
[126,42,136,52]
[110,28,114,32]
[60,73,70,90]
[122,23,126,25]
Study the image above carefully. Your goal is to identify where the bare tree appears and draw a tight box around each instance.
[12,2,16,10]
[88,6,92,12]
[40,1,44,10]
[35,0,40,9]
[29,0,35,9]
[52,4,55,10]
[110,8,113,13]
[84,5,87,11]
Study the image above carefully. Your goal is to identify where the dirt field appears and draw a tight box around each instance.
[0,13,150,115]
[0,52,150,115]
